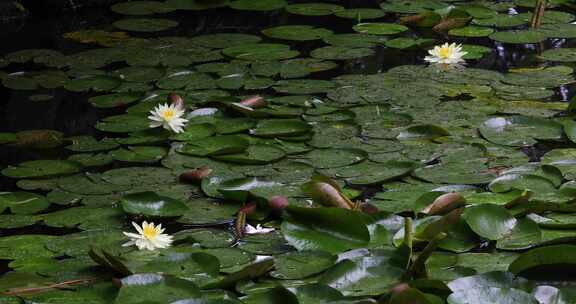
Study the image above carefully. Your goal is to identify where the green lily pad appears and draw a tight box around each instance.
[0,192,50,214]
[2,160,83,179]
[111,1,176,15]
[262,25,333,41]
[251,119,311,138]
[96,114,150,133]
[319,248,407,296]
[537,23,576,38]
[479,116,563,147]
[473,14,527,27]
[281,206,371,254]
[178,135,249,156]
[509,244,576,276]
[353,23,409,35]
[229,0,287,11]
[299,148,367,169]
[190,33,262,49]
[336,161,414,185]
[449,26,494,37]
[310,46,375,61]
[335,8,386,20]
[111,146,168,163]
[285,3,344,16]
[115,274,201,303]
[271,251,336,279]
[212,145,286,165]
[113,18,179,32]
[489,30,547,44]
[462,204,517,241]
[222,43,299,61]
[539,48,576,62]
[120,191,189,217]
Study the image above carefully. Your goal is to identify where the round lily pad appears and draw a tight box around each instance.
[336,161,414,185]
[271,251,336,279]
[229,0,287,11]
[251,119,311,138]
[110,1,176,15]
[335,8,386,20]
[190,33,262,49]
[262,25,333,41]
[285,3,344,16]
[352,23,408,35]
[310,46,375,60]
[120,191,189,217]
[222,43,299,61]
[89,93,142,108]
[489,30,547,44]
[113,18,179,32]
[2,160,83,179]
[479,116,563,147]
[299,148,367,169]
[539,48,576,62]
[178,135,249,156]
[538,23,576,38]
[212,145,286,164]
[449,26,494,37]
[0,192,50,214]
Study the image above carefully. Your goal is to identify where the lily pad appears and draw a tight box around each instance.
[2,160,83,179]
[222,43,299,61]
[178,135,249,156]
[282,206,371,254]
[262,25,333,41]
[120,191,189,217]
[353,23,409,35]
[113,18,179,32]
[479,116,563,147]
[285,3,344,16]
[111,1,176,15]
[0,192,50,214]
[489,30,547,44]
[229,0,287,11]
[462,204,517,241]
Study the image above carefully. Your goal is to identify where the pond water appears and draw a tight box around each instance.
[2,0,576,303]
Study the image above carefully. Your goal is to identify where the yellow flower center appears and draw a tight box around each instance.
[438,47,452,59]
[143,225,159,240]
[161,109,176,121]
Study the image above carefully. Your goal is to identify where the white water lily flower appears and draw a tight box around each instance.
[148,103,188,133]
[424,42,467,65]
[245,224,275,235]
[123,221,173,251]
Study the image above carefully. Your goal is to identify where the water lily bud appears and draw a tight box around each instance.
[239,202,257,215]
[269,195,288,211]
[239,95,266,109]
[422,192,465,215]
[168,92,184,109]
[360,203,379,214]
[179,166,212,184]
[390,282,410,295]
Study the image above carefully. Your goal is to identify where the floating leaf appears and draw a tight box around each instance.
[2,160,83,179]
[113,18,179,32]
[281,206,371,254]
[262,25,333,41]
[120,191,189,217]
[285,3,344,16]
[462,204,517,241]
[353,23,409,35]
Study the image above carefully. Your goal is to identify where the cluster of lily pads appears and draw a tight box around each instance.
[2,0,576,303]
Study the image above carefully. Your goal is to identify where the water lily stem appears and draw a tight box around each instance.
[407,232,447,279]
[4,277,99,296]
[530,0,547,29]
